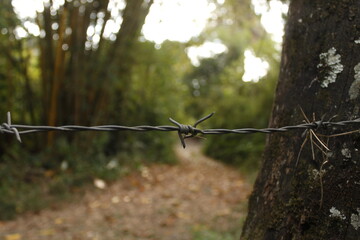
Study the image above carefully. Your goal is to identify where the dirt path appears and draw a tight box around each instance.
[0,142,251,240]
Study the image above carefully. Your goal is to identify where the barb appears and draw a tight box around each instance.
[1,112,22,142]
[169,112,213,148]
[295,108,330,167]
[1,112,360,148]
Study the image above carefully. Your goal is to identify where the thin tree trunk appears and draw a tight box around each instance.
[39,5,55,123]
[89,0,153,125]
[67,2,93,125]
[241,1,360,239]
[47,5,68,144]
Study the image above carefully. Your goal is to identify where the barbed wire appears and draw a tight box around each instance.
[1,112,360,148]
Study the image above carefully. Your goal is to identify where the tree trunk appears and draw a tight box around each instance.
[33,0,153,132]
[47,4,68,144]
[241,1,360,239]
[89,0,154,125]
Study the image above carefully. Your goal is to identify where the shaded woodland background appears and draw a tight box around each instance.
[0,0,283,221]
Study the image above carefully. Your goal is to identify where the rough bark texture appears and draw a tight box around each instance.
[241,0,360,239]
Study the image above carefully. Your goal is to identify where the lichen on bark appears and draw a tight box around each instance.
[241,0,360,239]
[317,47,343,88]
[348,63,360,100]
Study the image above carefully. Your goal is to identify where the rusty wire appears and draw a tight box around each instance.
[1,112,360,148]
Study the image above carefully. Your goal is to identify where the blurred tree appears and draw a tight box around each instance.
[0,0,153,146]
[0,0,27,155]
[105,40,191,160]
[242,0,360,239]
[183,0,279,168]
[128,40,191,122]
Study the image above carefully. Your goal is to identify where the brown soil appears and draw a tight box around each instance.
[0,142,251,240]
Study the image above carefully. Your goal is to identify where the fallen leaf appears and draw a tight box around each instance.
[60,161,68,171]
[160,216,176,227]
[177,211,191,220]
[111,196,120,204]
[44,170,55,178]
[170,199,181,207]
[106,159,118,169]
[216,208,231,216]
[161,192,172,198]
[104,215,115,224]
[234,180,244,187]
[94,179,106,189]
[211,188,220,196]
[156,174,165,182]
[188,184,199,192]
[123,196,131,203]
[89,201,101,208]
[40,228,55,236]
[140,197,151,204]
[54,218,63,225]
[140,166,151,180]
[5,234,21,240]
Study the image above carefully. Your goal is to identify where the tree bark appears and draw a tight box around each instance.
[241,1,360,239]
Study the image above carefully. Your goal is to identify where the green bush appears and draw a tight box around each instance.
[0,129,176,220]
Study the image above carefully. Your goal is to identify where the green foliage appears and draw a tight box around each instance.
[127,40,190,122]
[0,29,191,220]
[0,131,178,220]
[0,137,97,219]
[104,40,191,165]
[204,77,276,170]
[0,0,282,220]
[183,0,280,170]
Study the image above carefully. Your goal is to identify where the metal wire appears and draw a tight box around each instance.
[1,112,360,148]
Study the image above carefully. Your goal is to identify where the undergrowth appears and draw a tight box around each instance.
[0,132,176,220]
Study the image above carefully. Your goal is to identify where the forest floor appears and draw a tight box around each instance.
[0,141,252,240]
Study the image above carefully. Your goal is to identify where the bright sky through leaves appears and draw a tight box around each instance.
[11,0,287,82]
[11,0,287,43]
[252,0,288,43]
[142,0,215,44]
[243,50,270,82]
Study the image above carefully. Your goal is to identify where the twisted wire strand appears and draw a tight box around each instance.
[1,112,360,148]
[204,119,360,134]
